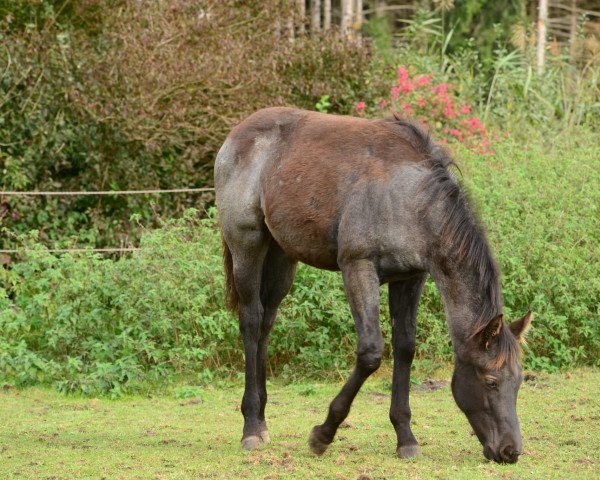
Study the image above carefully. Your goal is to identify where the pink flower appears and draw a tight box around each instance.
[467,116,484,133]
[432,83,449,95]
[397,66,409,85]
[443,105,455,118]
[400,82,416,93]
[416,75,432,87]
[359,66,493,153]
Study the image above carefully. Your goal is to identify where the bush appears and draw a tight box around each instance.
[0,0,372,250]
[362,13,600,139]
[356,65,495,153]
[1,135,598,395]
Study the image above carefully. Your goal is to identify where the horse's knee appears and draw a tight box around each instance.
[357,341,383,373]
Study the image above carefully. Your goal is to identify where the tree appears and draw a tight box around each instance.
[537,0,548,74]
[324,0,331,30]
[311,0,321,32]
[341,0,353,37]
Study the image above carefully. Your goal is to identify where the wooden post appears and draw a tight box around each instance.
[537,0,548,74]
[311,0,321,32]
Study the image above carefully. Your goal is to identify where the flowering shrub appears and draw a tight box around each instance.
[356,66,495,154]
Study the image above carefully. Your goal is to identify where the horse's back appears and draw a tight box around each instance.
[216,107,430,271]
[261,110,428,269]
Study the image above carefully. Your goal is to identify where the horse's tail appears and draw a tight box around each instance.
[222,234,239,313]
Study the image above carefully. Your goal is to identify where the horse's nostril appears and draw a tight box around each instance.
[501,445,520,463]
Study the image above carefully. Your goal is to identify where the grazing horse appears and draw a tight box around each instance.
[215,107,533,463]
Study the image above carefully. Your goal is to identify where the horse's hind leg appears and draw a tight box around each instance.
[256,242,296,443]
[309,259,383,455]
[388,274,427,458]
[223,222,270,451]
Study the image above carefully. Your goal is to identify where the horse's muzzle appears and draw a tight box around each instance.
[484,444,521,464]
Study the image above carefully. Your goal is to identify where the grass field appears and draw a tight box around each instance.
[0,368,598,479]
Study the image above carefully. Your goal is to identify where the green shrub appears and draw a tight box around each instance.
[0,0,372,250]
[1,135,598,395]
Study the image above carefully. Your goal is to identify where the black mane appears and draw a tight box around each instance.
[389,116,520,368]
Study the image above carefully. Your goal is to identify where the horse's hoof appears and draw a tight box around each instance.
[397,444,421,458]
[308,427,329,455]
[259,429,270,444]
[241,435,262,451]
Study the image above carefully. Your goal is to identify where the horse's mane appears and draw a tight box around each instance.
[386,115,520,369]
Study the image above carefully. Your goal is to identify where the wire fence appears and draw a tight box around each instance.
[0,187,214,196]
[1,187,215,255]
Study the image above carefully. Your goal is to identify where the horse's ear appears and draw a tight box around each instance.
[481,314,504,350]
[509,310,533,343]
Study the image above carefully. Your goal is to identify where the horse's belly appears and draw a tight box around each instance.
[264,202,340,271]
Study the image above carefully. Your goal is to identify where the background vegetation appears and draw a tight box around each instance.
[1,1,599,395]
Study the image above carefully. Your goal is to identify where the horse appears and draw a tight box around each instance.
[214,107,533,464]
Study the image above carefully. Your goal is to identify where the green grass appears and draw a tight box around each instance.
[1,368,598,479]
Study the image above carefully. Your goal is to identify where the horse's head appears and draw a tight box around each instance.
[451,311,533,464]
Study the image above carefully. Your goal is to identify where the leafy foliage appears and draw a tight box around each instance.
[1,135,598,394]
[356,65,495,153]
[0,0,371,250]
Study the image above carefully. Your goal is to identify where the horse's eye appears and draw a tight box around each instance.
[485,378,498,389]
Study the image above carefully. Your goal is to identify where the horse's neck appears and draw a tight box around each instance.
[429,255,502,355]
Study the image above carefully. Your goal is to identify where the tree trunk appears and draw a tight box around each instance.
[286,12,295,41]
[569,0,578,61]
[537,0,548,74]
[354,0,363,43]
[323,0,331,31]
[375,0,386,18]
[354,0,363,29]
[341,0,353,37]
[297,0,306,35]
[311,0,321,32]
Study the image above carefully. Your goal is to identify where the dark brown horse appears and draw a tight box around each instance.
[215,107,533,463]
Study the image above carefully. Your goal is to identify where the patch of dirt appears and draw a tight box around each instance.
[368,391,391,398]
[417,379,449,392]
[179,399,202,406]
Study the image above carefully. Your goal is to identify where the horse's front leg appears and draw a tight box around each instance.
[388,274,427,458]
[309,259,383,454]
